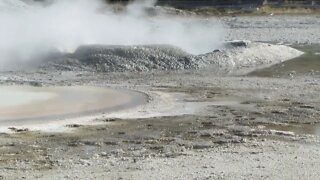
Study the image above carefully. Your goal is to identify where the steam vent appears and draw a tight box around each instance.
[0,0,320,179]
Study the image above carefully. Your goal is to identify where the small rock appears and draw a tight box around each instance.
[99,152,108,157]
[270,130,295,136]
[29,81,42,87]
[299,105,315,109]
[79,159,91,166]
[8,127,29,132]
[104,141,118,145]
[102,118,120,122]
[65,124,83,128]
[192,144,213,149]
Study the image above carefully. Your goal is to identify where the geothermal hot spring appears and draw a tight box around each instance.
[0,0,222,127]
[0,86,146,126]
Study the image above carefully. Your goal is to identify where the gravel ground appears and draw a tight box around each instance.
[0,14,319,179]
[222,15,320,44]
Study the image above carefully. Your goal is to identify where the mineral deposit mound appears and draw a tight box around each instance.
[42,41,303,74]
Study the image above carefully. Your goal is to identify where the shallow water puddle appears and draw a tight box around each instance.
[264,123,320,136]
[0,87,56,107]
[0,86,146,125]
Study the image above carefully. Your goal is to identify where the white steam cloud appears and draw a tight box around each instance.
[0,0,223,69]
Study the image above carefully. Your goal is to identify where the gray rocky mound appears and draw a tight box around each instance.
[73,45,200,72]
[44,45,202,72]
[43,41,303,74]
[197,40,304,73]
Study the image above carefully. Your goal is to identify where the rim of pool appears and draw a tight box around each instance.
[0,86,148,126]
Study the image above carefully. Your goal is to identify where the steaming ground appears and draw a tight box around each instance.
[0,2,320,179]
[0,0,222,69]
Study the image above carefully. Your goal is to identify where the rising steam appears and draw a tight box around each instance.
[0,0,223,69]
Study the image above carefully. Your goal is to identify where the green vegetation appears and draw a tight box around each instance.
[258,5,316,14]
[191,5,319,16]
[193,7,255,16]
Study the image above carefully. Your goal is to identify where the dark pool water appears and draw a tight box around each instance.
[248,44,320,77]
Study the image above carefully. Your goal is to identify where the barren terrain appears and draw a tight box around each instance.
[0,14,319,180]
